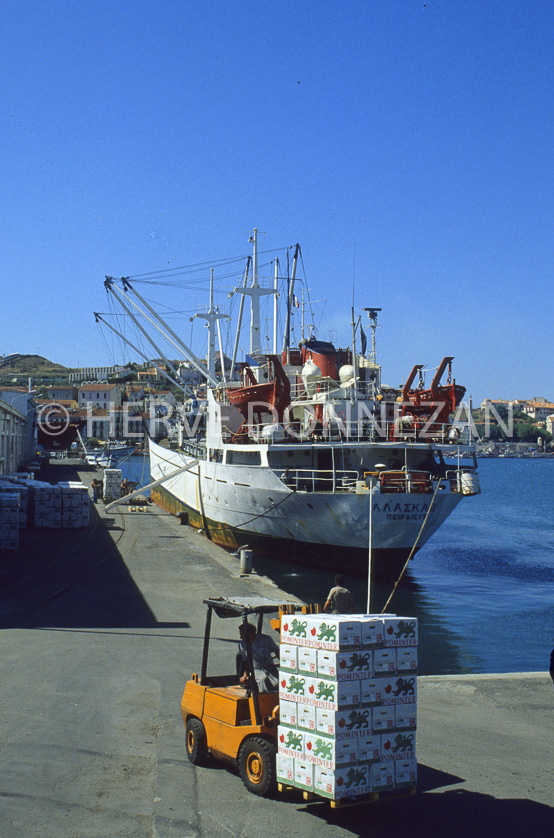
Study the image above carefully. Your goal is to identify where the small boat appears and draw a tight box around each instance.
[84,440,137,468]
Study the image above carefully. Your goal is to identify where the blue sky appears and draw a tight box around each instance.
[1,0,553,403]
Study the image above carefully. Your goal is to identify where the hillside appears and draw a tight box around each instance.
[0,354,72,376]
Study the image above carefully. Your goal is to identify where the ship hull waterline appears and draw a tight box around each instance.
[150,457,463,580]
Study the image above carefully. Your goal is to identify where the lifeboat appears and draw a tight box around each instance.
[227,354,291,423]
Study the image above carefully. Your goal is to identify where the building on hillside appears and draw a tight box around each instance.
[47,385,79,402]
[145,391,179,439]
[510,399,529,413]
[137,366,168,383]
[546,415,554,437]
[522,401,554,421]
[178,362,203,387]
[69,365,129,383]
[145,390,178,411]
[125,384,145,403]
[480,398,529,412]
[82,407,147,441]
[78,383,123,411]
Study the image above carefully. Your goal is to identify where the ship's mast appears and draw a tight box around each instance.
[193,268,230,380]
[282,242,300,361]
[232,228,276,357]
[273,258,279,354]
[363,307,382,367]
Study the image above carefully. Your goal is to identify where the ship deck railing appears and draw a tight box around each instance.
[180,439,206,459]
[277,468,360,493]
[287,379,377,401]
[276,467,472,495]
[224,419,474,446]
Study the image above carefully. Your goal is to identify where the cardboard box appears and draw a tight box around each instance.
[356,733,381,764]
[297,703,316,732]
[293,759,314,792]
[381,731,416,761]
[396,647,418,672]
[360,616,385,647]
[302,615,362,650]
[280,644,298,673]
[314,764,370,800]
[279,672,310,704]
[316,707,372,739]
[373,648,396,675]
[278,725,305,759]
[359,677,386,705]
[280,615,311,647]
[304,732,357,768]
[395,705,417,730]
[279,699,298,728]
[305,676,360,710]
[298,646,318,675]
[317,649,373,681]
[370,761,395,792]
[276,752,295,784]
[380,674,417,706]
[371,705,395,732]
[383,617,418,647]
[395,758,418,788]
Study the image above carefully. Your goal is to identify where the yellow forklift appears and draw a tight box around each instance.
[181,596,300,796]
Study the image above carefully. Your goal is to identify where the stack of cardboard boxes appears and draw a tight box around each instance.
[0,478,91,537]
[59,482,90,528]
[276,613,417,802]
[33,484,63,528]
[0,492,20,551]
[102,468,122,502]
[0,480,29,528]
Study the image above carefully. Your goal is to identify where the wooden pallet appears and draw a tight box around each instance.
[277,783,416,808]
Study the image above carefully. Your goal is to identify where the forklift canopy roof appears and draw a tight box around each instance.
[203,596,298,619]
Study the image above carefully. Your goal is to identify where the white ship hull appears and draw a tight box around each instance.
[149,438,466,578]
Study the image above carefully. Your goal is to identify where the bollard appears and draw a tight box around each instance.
[239,547,253,574]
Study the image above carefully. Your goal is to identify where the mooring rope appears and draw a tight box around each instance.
[381,478,443,614]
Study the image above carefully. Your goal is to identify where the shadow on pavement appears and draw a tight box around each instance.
[301,785,554,837]
[0,459,189,631]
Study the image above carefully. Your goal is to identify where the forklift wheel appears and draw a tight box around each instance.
[185,718,208,765]
[238,737,277,796]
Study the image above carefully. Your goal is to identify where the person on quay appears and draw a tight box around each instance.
[324,573,355,614]
[237,622,280,692]
[91,478,103,503]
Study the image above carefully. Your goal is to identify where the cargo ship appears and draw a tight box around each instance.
[103,231,480,579]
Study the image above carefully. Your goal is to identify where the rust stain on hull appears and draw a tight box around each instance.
[151,485,418,579]
[152,485,242,550]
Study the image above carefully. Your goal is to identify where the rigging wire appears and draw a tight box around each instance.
[125,250,288,284]
[380,478,443,614]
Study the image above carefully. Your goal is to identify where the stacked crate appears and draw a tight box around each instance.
[33,484,62,528]
[0,492,20,551]
[59,482,90,528]
[0,480,30,528]
[277,613,417,802]
[103,468,122,502]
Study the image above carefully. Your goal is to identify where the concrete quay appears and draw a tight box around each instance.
[0,460,552,838]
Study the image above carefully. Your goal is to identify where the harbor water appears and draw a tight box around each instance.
[123,454,554,677]
[117,451,151,496]
[255,458,554,677]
